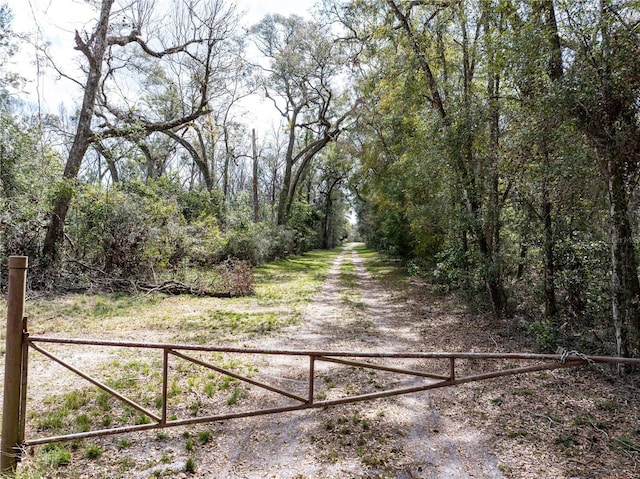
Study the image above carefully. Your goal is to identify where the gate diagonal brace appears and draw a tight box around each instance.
[28,343,161,423]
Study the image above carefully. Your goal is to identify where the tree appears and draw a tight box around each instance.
[252,14,357,226]
[339,0,511,318]
[560,0,640,358]
[42,0,238,263]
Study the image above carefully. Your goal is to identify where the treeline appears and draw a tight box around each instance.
[338,0,640,358]
[0,3,353,293]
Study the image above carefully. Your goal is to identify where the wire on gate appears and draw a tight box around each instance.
[559,349,594,366]
[558,348,624,381]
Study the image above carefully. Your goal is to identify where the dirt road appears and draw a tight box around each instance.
[201,246,504,479]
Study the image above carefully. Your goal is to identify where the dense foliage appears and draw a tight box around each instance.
[2,0,640,357]
[338,0,640,358]
[0,1,351,292]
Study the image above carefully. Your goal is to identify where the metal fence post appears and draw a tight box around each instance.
[1,256,28,473]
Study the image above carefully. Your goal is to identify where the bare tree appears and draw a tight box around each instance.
[42,0,238,263]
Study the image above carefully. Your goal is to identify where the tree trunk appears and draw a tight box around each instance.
[482,9,507,319]
[42,0,114,263]
[252,129,259,222]
[277,114,298,225]
[542,177,558,319]
[607,158,640,358]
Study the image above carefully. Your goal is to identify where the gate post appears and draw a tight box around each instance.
[1,256,28,473]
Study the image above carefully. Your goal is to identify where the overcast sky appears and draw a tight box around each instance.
[9,0,317,113]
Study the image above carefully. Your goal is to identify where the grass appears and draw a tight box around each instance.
[352,244,406,288]
[84,444,103,459]
[40,444,71,467]
[185,456,196,473]
[22,248,341,344]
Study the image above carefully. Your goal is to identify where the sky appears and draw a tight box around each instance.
[8,0,317,115]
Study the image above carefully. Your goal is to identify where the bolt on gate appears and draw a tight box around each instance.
[2,256,640,473]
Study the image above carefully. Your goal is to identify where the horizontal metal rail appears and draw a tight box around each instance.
[26,336,640,365]
[22,334,640,447]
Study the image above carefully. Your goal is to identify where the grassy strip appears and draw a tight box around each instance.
[24,248,341,340]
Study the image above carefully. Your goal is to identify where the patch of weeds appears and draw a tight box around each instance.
[101,415,112,427]
[169,380,182,397]
[36,407,69,432]
[118,457,135,470]
[599,399,620,411]
[185,438,196,452]
[75,414,91,432]
[572,415,591,426]
[339,262,358,288]
[40,444,71,467]
[491,396,504,406]
[227,387,248,405]
[555,433,576,448]
[117,438,132,450]
[84,443,103,459]
[363,455,387,467]
[514,387,534,396]
[506,428,529,438]
[187,375,199,389]
[616,437,640,453]
[323,376,336,388]
[219,375,238,391]
[161,451,174,463]
[254,249,340,306]
[198,430,213,444]
[64,390,89,410]
[96,390,111,411]
[134,414,152,425]
[326,449,339,463]
[203,381,216,397]
[156,431,169,440]
[185,456,196,473]
[189,399,202,416]
[527,319,558,352]
[191,309,291,336]
[353,245,406,287]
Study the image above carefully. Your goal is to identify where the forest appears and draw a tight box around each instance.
[1,0,639,360]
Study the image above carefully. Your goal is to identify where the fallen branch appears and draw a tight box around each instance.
[137,280,236,298]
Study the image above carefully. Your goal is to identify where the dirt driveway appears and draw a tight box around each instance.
[202,245,504,478]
